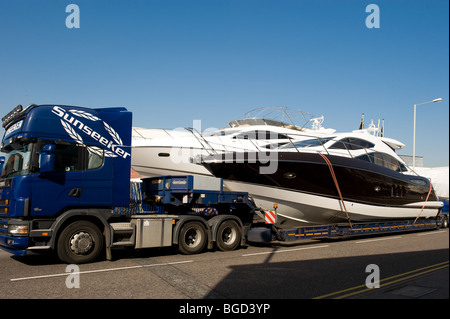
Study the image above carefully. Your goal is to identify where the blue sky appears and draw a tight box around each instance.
[0,0,448,166]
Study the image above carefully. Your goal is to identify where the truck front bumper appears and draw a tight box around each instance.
[0,219,29,255]
[0,234,29,255]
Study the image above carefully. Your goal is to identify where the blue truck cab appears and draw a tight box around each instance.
[0,104,132,262]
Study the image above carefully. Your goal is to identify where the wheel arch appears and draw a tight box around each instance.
[48,209,113,251]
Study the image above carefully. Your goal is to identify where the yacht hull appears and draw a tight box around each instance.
[203,152,443,228]
[222,180,441,228]
[131,145,212,178]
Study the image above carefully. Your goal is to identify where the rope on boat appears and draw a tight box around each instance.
[413,181,433,224]
[318,152,353,229]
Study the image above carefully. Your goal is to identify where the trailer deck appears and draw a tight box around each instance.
[248,214,447,243]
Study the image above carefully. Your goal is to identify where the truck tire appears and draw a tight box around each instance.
[57,221,104,264]
[178,221,207,255]
[216,220,241,252]
[442,216,448,228]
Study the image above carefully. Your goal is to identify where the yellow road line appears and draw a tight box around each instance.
[335,264,448,299]
[313,260,449,299]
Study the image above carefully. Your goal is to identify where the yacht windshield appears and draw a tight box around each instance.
[1,144,32,178]
[206,130,234,137]
[281,137,333,149]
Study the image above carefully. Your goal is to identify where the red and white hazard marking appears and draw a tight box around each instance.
[265,211,276,224]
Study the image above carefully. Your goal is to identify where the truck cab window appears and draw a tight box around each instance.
[34,140,104,172]
[1,144,32,178]
[87,146,104,170]
[54,144,84,172]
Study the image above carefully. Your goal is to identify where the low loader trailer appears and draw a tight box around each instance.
[0,104,447,264]
[248,213,448,244]
[249,199,448,243]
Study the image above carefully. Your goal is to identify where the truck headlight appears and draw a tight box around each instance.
[8,224,28,235]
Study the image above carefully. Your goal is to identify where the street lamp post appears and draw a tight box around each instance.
[413,98,443,170]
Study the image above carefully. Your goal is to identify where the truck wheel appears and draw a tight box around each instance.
[442,216,448,228]
[57,221,104,264]
[178,221,207,255]
[216,220,241,252]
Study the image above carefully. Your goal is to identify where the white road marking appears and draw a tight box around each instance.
[242,244,329,257]
[354,236,402,244]
[10,260,193,282]
[417,230,447,236]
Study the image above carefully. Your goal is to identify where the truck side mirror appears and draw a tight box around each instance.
[0,156,5,175]
[39,144,56,173]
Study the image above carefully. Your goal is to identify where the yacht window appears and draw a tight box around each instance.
[410,179,428,186]
[329,138,375,150]
[381,154,401,171]
[382,153,408,172]
[274,133,289,139]
[235,131,288,140]
[158,152,171,157]
[280,138,330,149]
[399,162,408,172]
[234,132,250,139]
[208,130,231,137]
[371,152,384,167]
[356,154,372,163]
[356,152,407,172]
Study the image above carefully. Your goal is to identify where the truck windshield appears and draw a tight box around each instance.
[0,144,32,178]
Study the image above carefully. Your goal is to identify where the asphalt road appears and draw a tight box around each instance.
[1,228,448,302]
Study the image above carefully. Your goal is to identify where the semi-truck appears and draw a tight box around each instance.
[0,104,447,264]
[0,104,256,263]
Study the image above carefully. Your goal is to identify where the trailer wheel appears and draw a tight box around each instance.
[441,216,448,228]
[216,220,241,252]
[178,221,207,254]
[57,221,104,264]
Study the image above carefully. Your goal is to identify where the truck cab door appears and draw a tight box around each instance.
[30,142,84,217]
[80,146,113,206]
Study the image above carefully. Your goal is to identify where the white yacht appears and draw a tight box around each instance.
[131,107,334,178]
[201,124,443,227]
